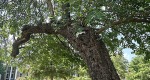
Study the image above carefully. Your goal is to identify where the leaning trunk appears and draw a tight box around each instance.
[11,23,120,80]
[62,27,120,80]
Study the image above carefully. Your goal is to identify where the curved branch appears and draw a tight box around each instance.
[11,23,57,57]
[97,18,150,33]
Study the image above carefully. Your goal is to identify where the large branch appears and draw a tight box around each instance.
[11,2,72,58]
[97,17,150,33]
[11,23,58,57]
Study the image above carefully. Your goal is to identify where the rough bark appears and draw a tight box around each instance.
[11,23,57,57]
[79,32,120,80]
[11,24,120,80]
[9,1,150,80]
[60,27,120,80]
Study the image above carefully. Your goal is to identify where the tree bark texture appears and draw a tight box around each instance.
[79,32,120,80]
[60,27,120,80]
[11,24,120,80]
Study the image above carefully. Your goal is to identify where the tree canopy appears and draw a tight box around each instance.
[111,53,128,79]
[0,60,5,80]
[126,55,150,80]
[0,0,149,56]
[0,0,150,80]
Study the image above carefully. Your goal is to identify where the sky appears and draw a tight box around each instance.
[117,34,136,62]
[122,48,136,62]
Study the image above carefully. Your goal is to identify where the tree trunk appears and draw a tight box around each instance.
[50,75,53,80]
[11,24,120,80]
[62,27,120,80]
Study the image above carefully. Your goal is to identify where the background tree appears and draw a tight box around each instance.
[126,55,150,80]
[13,34,89,80]
[0,0,150,80]
[111,52,128,80]
[0,60,5,80]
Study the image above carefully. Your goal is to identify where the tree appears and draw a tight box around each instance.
[1,0,150,80]
[111,53,128,79]
[14,35,87,80]
[126,56,150,80]
[0,60,5,80]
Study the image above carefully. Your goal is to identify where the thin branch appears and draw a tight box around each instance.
[46,0,54,16]
[55,35,67,47]
[113,18,150,25]
[97,18,150,34]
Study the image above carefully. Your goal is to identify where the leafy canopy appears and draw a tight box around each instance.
[111,54,128,80]
[126,55,150,80]
[0,0,149,57]
[0,60,5,75]
[0,0,149,79]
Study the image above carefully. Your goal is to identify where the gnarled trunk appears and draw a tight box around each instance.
[11,25,120,80]
[62,27,120,80]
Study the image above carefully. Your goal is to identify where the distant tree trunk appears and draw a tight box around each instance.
[61,27,120,80]
[51,76,53,80]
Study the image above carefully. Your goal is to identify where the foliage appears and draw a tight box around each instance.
[111,50,128,80]
[11,34,88,79]
[0,0,150,79]
[0,0,149,57]
[0,27,12,64]
[126,56,150,80]
[71,66,91,80]
[0,60,5,75]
